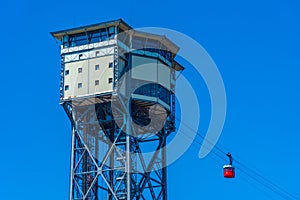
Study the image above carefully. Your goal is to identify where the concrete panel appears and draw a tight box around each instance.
[64,59,89,98]
[88,55,114,95]
[63,55,114,99]
[132,55,158,83]
[132,55,171,90]
[158,61,171,90]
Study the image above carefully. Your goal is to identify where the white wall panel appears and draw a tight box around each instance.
[132,56,157,83]
[158,62,171,90]
[63,47,115,63]
[61,39,117,54]
[132,55,171,90]
[63,55,114,100]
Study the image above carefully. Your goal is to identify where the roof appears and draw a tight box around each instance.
[223,165,235,168]
[51,19,132,40]
[173,60,185,71]
[50,19,179,52]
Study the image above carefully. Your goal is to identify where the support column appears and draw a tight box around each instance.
[69,126,75,200]
[126,114,131,200]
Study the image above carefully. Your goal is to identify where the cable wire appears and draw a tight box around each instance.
[175,117,300,200]
[178,128,277,200]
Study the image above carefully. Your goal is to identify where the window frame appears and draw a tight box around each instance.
[65,85,69,91]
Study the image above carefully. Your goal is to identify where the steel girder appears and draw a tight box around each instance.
[63,98,168,200]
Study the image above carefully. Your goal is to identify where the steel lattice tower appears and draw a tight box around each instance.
[52,19,184,200]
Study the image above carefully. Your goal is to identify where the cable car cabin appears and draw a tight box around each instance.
[223,165,235,178]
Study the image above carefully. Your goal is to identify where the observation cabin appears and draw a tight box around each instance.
[51,19,184,132]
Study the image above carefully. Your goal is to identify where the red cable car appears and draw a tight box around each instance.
[223,165,235,178]
[223,153,235,178]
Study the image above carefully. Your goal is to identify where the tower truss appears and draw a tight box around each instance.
[63,97,170,200]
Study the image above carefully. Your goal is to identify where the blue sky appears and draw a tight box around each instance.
[1,0,300,199]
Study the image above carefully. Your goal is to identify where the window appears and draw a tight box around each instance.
[108,62,113,68]
[95,51,100,57]
[95,64,99,70]
[108,78,113,83]
[108,26,115,38]
[79,54,83,59]
[95,80,99,86]
[90,30,101,43]
[78,83,82,88]
[65,70,69,75]
[62,35,69,48]
[78,67,82,73]
[100,29,108,41]
[65,85,69,91]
